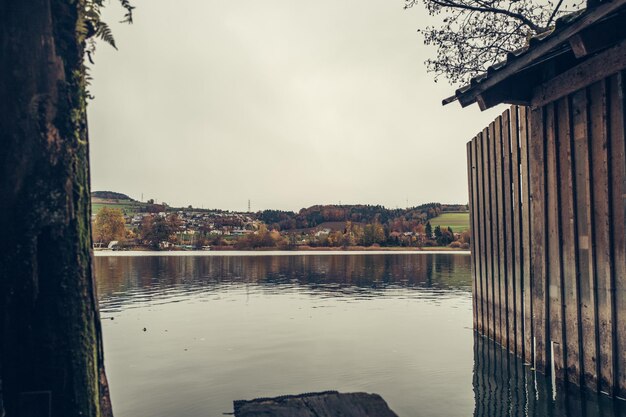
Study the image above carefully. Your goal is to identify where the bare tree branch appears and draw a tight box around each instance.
[437,0,543,31]
[405,0,582,84]
[547,0,566,25]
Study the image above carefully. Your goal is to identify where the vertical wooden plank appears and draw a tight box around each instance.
[495,116,508,350]
[608,72,626,398]
[529,105,549,374]
[483,126,494,341]
[519,106,533,365]
[472,137,485,335]
[589,80,613,395]
[546,101,565,382]
[503,109,516,355]
[572,88,599,391]
[468,140,478,329]
[511,106,524,358]
[557,95,582,387]
[477,131,488,337]
[489,121,502,345]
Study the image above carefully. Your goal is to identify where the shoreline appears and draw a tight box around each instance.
[94,249,471,257]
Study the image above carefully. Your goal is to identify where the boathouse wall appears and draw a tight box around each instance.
[466,72,626,397]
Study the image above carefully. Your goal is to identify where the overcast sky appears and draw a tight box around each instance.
[88,0,502,212]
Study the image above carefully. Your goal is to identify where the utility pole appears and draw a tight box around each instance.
[248,199,251,213]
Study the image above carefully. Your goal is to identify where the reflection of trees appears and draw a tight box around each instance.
[95,254,472,304]
[473,335,625,417]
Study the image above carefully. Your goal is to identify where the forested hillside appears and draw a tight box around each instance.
[258,203,467,231]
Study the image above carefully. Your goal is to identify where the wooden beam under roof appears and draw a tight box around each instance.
[569,8,626,58]
[532,38,626,107]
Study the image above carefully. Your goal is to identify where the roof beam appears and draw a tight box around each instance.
[568,9,626,58]
[532,38,626,107]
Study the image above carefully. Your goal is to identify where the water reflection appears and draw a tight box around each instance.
[473,335,626,417]
[96,253,472,312]
[96,253,475,417]
[95,253,625,417]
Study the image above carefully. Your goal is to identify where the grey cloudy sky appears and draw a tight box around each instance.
[88,0,502,212]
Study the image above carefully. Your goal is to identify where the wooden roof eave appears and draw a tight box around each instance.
[446,0,626,110]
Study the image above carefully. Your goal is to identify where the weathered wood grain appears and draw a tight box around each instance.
[545,101,565,381]
[489,121,502,345]
[589,79,614,395]
[556,95,582,387]
[477,132,488,335]
[511,106,525,358]
[519,106,534,365]
[467,73,626,396]
[471,137,484,333]
[572,88,599,391]
[502,109,516,354]
[468,141,478,328]
[495,116,509,349]
[529,106,549,374]
[483,126,495,340]
[609,72,626,398]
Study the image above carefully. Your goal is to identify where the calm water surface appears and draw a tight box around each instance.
[95,252,625,417]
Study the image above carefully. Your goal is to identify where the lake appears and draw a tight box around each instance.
[95,252,625,417]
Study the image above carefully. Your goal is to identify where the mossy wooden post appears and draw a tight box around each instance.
[0,1,113,416]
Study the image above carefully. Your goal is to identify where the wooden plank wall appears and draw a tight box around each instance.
[466,72,626,397]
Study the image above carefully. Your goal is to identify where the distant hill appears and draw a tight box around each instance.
[91,191,134,201]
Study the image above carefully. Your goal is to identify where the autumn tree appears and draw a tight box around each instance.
[140,214,180,247]
[363,222,386,246]
[434,225,455,246]
[405,0,583,83]
[234,224,282,249]
[93,207,126,244]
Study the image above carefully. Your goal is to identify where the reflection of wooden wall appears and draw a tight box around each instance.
[467,73,626,397]
[473,336,626,417]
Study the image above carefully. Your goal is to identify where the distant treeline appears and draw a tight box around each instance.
[92,191,134,201]
[257,203,467,231]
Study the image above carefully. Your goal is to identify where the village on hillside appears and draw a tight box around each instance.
[91,191,471,251]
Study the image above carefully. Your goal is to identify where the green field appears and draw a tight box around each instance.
[429,212,470,233]
[91,199,145,216]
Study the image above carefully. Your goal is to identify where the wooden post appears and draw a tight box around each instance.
[572,88,599,391]
[468,141,479,328]
[556,95,583,387]
[471,137,485,333]
[609,72,626,398]
[483,127,494,340]
[477,132,488,335]
[511,106,525,358]
[589,79,614,395]
[495,116,508,349]
[545,102,566,381]
[519,106,534,365]
[489,122,502,345]
[502,109,516,354]
[529,106,549,374]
